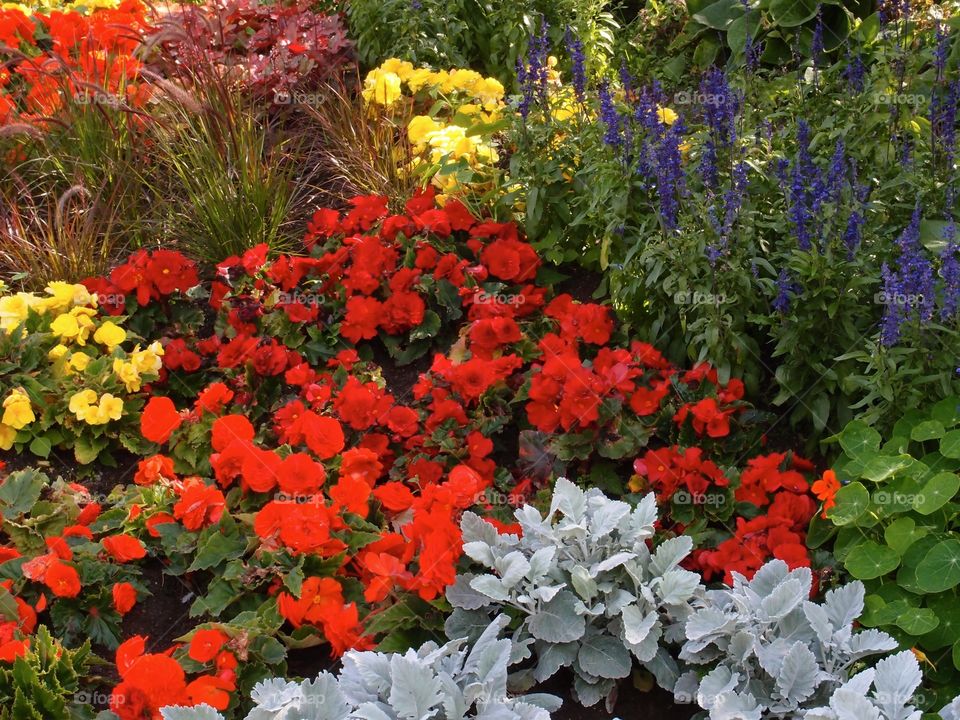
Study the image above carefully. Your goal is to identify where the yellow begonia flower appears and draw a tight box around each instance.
[475,78,505,106]
[113,359,142,392]
[131,341,164,375]
[2,388,34,430]
[48,344,69,362]
[93,321,126,350]
[408,115,443,145]
[657,106,679,126]
[40,281,94,314]
[0,423,15,450]
[0,294,31,333]
[68,389,97,416]
[380,58,415,81]
[406,68,436,93]
[363,70,402,106]
[51,307,96,345]
[68,353,91,373]
[81,394,123,425]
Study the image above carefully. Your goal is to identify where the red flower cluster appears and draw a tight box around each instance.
[87,249,199,310]
[0,1,151,126]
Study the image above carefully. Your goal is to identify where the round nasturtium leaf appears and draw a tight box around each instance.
[844,541,900,580]
[839,420,881,460]
[916,540,960,593]
[920,599,960,650]
[827,482,869,526]
[896,607,940,635]
[861,454,915,483]
[914,472,960,515]
[911,420,946,442]
[884,517,927,556]
[897,536,942,594]
[932,396,960,427]
[942,430,960,459]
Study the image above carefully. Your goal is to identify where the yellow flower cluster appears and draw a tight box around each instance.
[362,59,507,199]
[1,0,119,15]
[0,282,97,333]
[112,341,163,392]
[68,389,123,425]
[363,59,505,113]
[0,388,34,449]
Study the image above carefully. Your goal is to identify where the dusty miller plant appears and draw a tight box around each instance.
[445,477,702,708]
[672,559,921,719]
[159,615,560,720]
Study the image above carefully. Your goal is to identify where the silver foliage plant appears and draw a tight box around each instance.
[672,559,922,720]
[159,615,560,720]
[445,477,702,708]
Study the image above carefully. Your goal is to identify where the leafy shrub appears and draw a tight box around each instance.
[815,397,960,705]
[673,559,913,718]
[159,616,561,720]
[0,625,92,720]
[446,477,701,706]
[145,0,353,98]
[501,11,960,442]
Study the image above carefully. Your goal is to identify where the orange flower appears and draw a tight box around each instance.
[141,397,182,444]
[188,628,229,663]
[173,478,225,531]
[134,454,176,486]
[102,534,147,562]
[44,561,81,598]
[811,469,841,518]
[210,414,255,453]
[112,582,137,615]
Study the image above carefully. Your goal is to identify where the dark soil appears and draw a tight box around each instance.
[554,265,607,304]
[284,644,338,679]
[537,672,697,720]
[123,560,204,652]
[369,341,433,403]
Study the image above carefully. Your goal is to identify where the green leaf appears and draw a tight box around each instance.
[409,310,441,342]
[917,540,960,593]
[884,517,927,556]
[187,519,246,572]
[942,430,960,459]
[844,541,900,580]
[839,420,881,460]
[0,469,46,519]
[769,0,819,27]
[28,436,52,459]
[911,420,946,441]
[73,436,106,465]
[914,472,960,515]
[896,607,939,635]
[860,454,914,483]
[691,0,743,30]
[827,482,869,526]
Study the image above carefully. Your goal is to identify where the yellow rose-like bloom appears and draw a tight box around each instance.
[68,389,97,417]
[475,78,505,107]
[406,68,436,93]
[40,282,95,314]
[113,359,142,392]
[0,294,31,333]
[380,58,415,81]
[363,70,402,106]
[82,393,123,425]
[447,68,483,94]
[68,353,91,373]
[93,320,126,350]
[51,307,96,345]
[2,388,34,430]
[657,106,678,126]
[130,341,163,375]
[48,344,69,362]
[408,115,443,145]
[0,423,15,450]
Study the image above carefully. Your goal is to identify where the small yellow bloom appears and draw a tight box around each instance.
[407,115,443,145]
[113,359,142,392]
[68,389,97,416]
[40,281,94,314]
[82,393,122,425]
[2,388,34,430]
[363,69,402,106]
[93,320,126,350]
[0,294,30,333]
[0,423,15,450]
[657,106,679,126]
[68,353,92,373]
[380,58,415,81]
[48,344,70,362]
[406,68,436,93]
[130,341,163,375]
